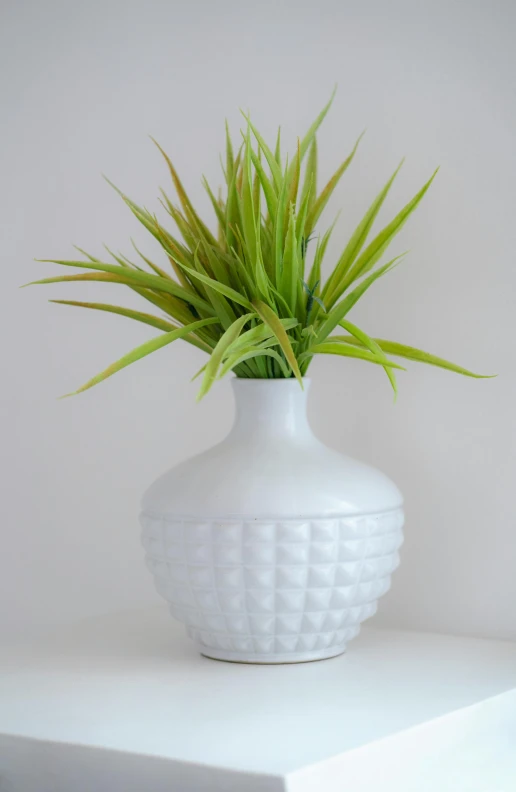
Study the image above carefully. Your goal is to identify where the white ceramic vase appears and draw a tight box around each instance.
[140,379,404,663]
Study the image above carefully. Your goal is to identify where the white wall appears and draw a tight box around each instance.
[1,0,515,642]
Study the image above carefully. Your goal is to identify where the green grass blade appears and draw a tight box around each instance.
[129,240,174,282]
[338,336,494,378]
[301,341,404,368]
[274,161,289,285]
[104,178,204,277]
[103,176,157,230]
[307,214,340,292]
[287,139,301,211]
[219,347,291,379]
[338,318,399,397]
[225,154,243,252]
[241,112,282,190]
[166,248,202,296]
[301,138,317,214]
[253,150,261,223]
[72,246,101,262]
[252,299,302,385]
[225,120,234,186]
[28,270,211,328]
[345,168,439,287]
[52,294,216,355]
[323,159,403,305]
[202,177,226,229]
[286,87,336,184]
[305,131,363,239]
[296,176,313,256]
[33,258,213,314]
[158,195,201,254]
[226,317,298,356]
[192,248,236,329]
[249,146,278,218]
[49,299,178,332]
[128,281,208,328]
[174,262,253,310]
[25,271,150,288]
[281,204,299,314]
[62,317,219,397]
[198,238,231,287]
[241,125,257,261]
[274,127,282,168]
[150,137,218,247]
[197,313,254,399]
[255,242,272,300]
[316,254,405,341]
[228,245,258,297]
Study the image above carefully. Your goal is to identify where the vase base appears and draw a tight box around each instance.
[199,644,347,665]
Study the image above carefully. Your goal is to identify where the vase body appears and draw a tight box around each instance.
[140,379,404,663]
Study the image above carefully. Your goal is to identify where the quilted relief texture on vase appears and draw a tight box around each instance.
[140,509,404,663]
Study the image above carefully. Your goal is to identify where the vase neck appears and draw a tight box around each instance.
[228,378,313,444]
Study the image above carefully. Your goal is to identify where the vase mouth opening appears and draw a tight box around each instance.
[230,377,310,390]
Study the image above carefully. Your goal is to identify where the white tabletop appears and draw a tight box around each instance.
[1,607,516,792]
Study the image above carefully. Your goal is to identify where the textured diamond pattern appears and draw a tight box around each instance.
[140,510,404,660]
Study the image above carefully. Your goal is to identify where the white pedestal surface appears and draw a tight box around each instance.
[0,607,515,791]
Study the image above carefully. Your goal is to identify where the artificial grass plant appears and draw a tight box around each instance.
[29,91,490,399]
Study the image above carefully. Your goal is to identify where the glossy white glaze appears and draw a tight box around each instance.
[141,379,404,663]
[142,379,403,519]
